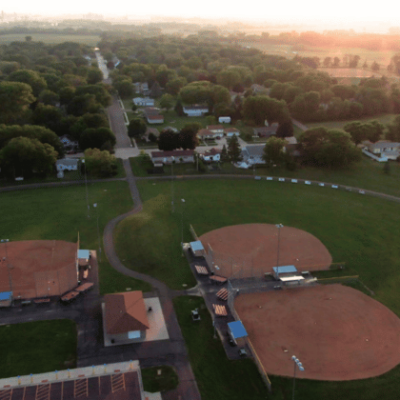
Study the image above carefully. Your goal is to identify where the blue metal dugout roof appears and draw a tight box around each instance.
[0,291,13,301]
[190,241,204,252]
[273,265,298,275]
[228,321,248,340]
[78,249,90,259]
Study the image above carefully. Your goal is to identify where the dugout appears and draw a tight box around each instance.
[0,291,13,307]
[273,265,303,281]
[190,241,205,257]
[228,320,248,346]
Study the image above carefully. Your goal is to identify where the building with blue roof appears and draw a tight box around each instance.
[228,320,248,340]
[189,241,205,257]
[0,291,13,307]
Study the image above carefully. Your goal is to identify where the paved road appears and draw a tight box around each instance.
[107,95,133,149]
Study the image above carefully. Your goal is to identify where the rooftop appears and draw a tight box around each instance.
[228,320,248,340]
[151,150,195,158]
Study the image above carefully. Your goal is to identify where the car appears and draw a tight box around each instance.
[278,178,285,182]
[238,348,247,357]
[191,308,200,321]
[255,176,261,180]
[305,181,311,185]
[319,183,325,187]
[359,190,365,194]
[291,179,298,183]
[332,185,338,189]
[266,177,273,181]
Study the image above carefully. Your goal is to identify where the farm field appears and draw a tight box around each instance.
[0,181,151,294]
[0,33,100,45]
[0,320,77,379]
[115,179,400,303]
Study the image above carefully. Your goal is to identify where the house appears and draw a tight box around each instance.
[143,127,160,141]
[366,141,400,160]
[147,115,164,124]
[197,129,219,140]
[207,125,224,136]
[143,107,161,116]
[201,148,221,162]
[59,135,78,151]
[251,84,268,95]
[151,150,195,164]
[224,127,240,137]
[103,291,149,344]
[284,137,301,157]
[253,125,278,138]
[55,158,79,172]
[183,105,209,117]
[133,82,149,95]
[218,116,231,124]
[133,97,154,107]
[241,145,266,165]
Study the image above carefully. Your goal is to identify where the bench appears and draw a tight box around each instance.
[213,304,228,317]
[216,288,228,301]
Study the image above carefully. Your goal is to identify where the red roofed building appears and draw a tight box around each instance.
[104,291,149,343]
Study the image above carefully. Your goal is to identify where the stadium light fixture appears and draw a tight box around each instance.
[181,199,186,253]
[275,224,284,278]
[291,355,305,400]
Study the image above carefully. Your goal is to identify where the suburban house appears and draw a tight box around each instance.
[253,124,278,138]
[59,135,79,152]
[133,97,154,107]
[197,129,219,140]
[183,105,209,117]
[133,82,149,95]
[284,137,301,157]
[55,158,79,172]
[219,116,231,124]
[207,125,224,136]
[143,107,161,116]
[103,291,149,344]
[241,145,266,165]
[147,115,164,124]
[201,148,221,162]
[251,84,268,95]
[224,127,240,137]
[151,150,195,164]
[366,141,400,160]
[143,127,160,141]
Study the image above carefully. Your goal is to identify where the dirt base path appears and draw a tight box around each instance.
[235,285,400,381]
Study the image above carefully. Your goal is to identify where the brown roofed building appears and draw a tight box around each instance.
[104,291,149,342]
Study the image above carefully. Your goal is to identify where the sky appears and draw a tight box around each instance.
[2,0,400,28]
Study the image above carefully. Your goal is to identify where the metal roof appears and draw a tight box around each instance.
[0,291,13,301]
[273,265,298,275]
[228,320,248,339]
[78,249,90,259]
[190,241,204,251]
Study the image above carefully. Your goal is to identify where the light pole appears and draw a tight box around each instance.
[1,239,12,291]
[171,156,175,213]
[181,199,185,254]
[276,224,284,278]
[81,159,90,218]
[93,203,101,262]
[291,355,304,400]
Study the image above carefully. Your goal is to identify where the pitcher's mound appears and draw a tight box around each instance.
[199,223,332,279]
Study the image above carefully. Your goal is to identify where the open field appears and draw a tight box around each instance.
[141,366,179,393]
[0,181,151,294]
[173,296,270,400]
[0,320,77,378]
[0,33,100,46]
[116,179,400,303]
[236,285,400,380]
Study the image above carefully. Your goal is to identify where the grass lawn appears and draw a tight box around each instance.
[0,320,77,378]
[116,179,400,301]
[141,366,179,393]
[0,181,151,294]
[173,297,271,400]
[0,33,100,45]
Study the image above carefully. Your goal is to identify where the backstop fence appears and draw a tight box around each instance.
[227,280,272,392]
[189,224,199,241]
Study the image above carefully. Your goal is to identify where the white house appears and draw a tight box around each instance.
[207,125,224,136]
[201,148,221,162]
[55,158,79,172]
[197,129,219,140]
[59,135,78,151]
[366,141,400,160]
[147,115,164,124]
[151,150,195,164]
[219,116,231,124]
[133,97,154,107]
[183,105,209,117]
[241,145,266,165]
[133,82,149,94]
[224,127,240,137]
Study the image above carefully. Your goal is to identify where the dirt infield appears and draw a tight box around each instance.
[199,224,332,278]
[235,285,400,381]
[0,240,78,299]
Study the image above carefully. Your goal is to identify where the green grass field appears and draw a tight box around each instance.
[0,181,151,294]
[0,320,77,378]
[173,296,270,400]
[142,366,179,393]
[0,33,100,46]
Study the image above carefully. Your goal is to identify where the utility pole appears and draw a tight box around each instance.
[93,204,101,262]
[1,239,12,292]
[82,159,90,218]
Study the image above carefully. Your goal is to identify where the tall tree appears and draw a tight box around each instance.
[158,129,179,151]
[84,148,117,177]
[227,135,242,162]
[263,137,286,167]
[0,81,35,123]
[159,94,175,111]
[128,118,147,138]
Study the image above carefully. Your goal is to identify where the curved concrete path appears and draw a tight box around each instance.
[103,159,201,400]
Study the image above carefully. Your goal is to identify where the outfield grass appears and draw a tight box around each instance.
[0,181,151,294]
[0,320,77,378]
[0,33,100,45]
[173,297,271,400]
[116,179,400,301]
[142,366,179,393]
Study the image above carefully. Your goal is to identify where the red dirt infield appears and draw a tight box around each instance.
[0,240,78,299]
[199,224,332,278]
[235,285,400,381]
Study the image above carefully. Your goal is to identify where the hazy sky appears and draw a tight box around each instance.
[2,0,399,26]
